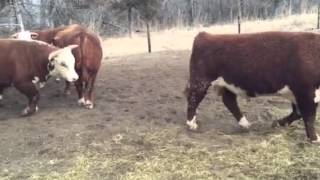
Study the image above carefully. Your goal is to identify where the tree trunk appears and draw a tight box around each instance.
[146,21,151,53]
[187,0,194,26]
[12,0,24,31]
[218,0,223,22]
[40,0,47,27]
[273,0,280,16]
[128,6,132,37]
[288,0,292,16]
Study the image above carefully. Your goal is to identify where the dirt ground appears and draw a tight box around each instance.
[0,49,319,179]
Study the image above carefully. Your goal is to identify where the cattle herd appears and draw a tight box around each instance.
[1,25,320,143]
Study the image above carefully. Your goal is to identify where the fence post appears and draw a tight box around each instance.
[146,21,151,53]
[237,0,242,34]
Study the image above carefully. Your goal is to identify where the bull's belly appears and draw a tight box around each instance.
[0,76,12,88]
[211,77,297,103]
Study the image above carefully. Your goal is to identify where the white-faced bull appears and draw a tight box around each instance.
[185,31,320,143]
[0,39,78,116]
[11,24,103,109]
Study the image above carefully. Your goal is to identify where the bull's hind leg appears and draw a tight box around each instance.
[83,72,97,109]
[221,88,251,129]
[272,103,301,127]
[75,79,85,106]
[186,79,211,130]
[0,87,4,101]
[296,92,319,143]
[15,82,39,116]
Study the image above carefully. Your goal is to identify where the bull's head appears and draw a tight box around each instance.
[11,31,39,40]
[48,45,79,82]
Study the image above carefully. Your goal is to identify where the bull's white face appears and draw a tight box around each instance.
[48,45,79,82]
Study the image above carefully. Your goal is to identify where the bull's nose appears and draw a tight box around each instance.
[71,77,78,82]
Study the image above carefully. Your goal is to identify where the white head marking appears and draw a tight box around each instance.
[48,45,79,82]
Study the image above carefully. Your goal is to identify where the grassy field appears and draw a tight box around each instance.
[103,13,318,57]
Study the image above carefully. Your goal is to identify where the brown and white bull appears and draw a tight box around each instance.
[185,31,320,143]
[11,24,103,109]
[0,39,78,116]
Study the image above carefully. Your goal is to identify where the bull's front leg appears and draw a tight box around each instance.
[0,88,3,102]
[75,79,85,106]
[64,81,72,95]
[83,73,97,109]
[185,79,211,130]
[221,88,251,129]
[14,82,40,116]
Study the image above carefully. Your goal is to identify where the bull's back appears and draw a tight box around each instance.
[0,40,55,85]
[190,32,320,93]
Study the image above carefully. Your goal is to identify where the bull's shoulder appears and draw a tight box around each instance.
[192,31,213,47]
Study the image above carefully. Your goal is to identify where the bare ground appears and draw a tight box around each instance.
[0,50,320,180]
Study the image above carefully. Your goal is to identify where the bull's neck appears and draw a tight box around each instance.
[37,48,57,82]
[37,27,65,43]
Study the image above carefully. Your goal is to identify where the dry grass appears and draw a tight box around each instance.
[19,123,320,180]
[103,13,317,57]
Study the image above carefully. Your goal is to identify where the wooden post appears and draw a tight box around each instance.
[237,0,242,34]
[146,21,151,53]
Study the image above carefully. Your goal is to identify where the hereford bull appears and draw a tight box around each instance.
[0,39,78,116]
[185,31,320,143]
[11,24,103,109]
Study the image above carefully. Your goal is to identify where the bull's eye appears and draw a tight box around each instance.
[48,63,55,71]
[60,62,68,68]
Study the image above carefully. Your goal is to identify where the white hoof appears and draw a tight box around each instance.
[21,107,30,116]
[21,106,38,116]
[0,94,2,101]
[78,97,85,106]
[311,134,320,144]
[186,116,198,130]
[85,100,94,109]
[239,116,251,129]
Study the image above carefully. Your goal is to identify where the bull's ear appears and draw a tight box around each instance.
[67,44,79,50]
[10,33,18,39]
[30,32,39,39]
